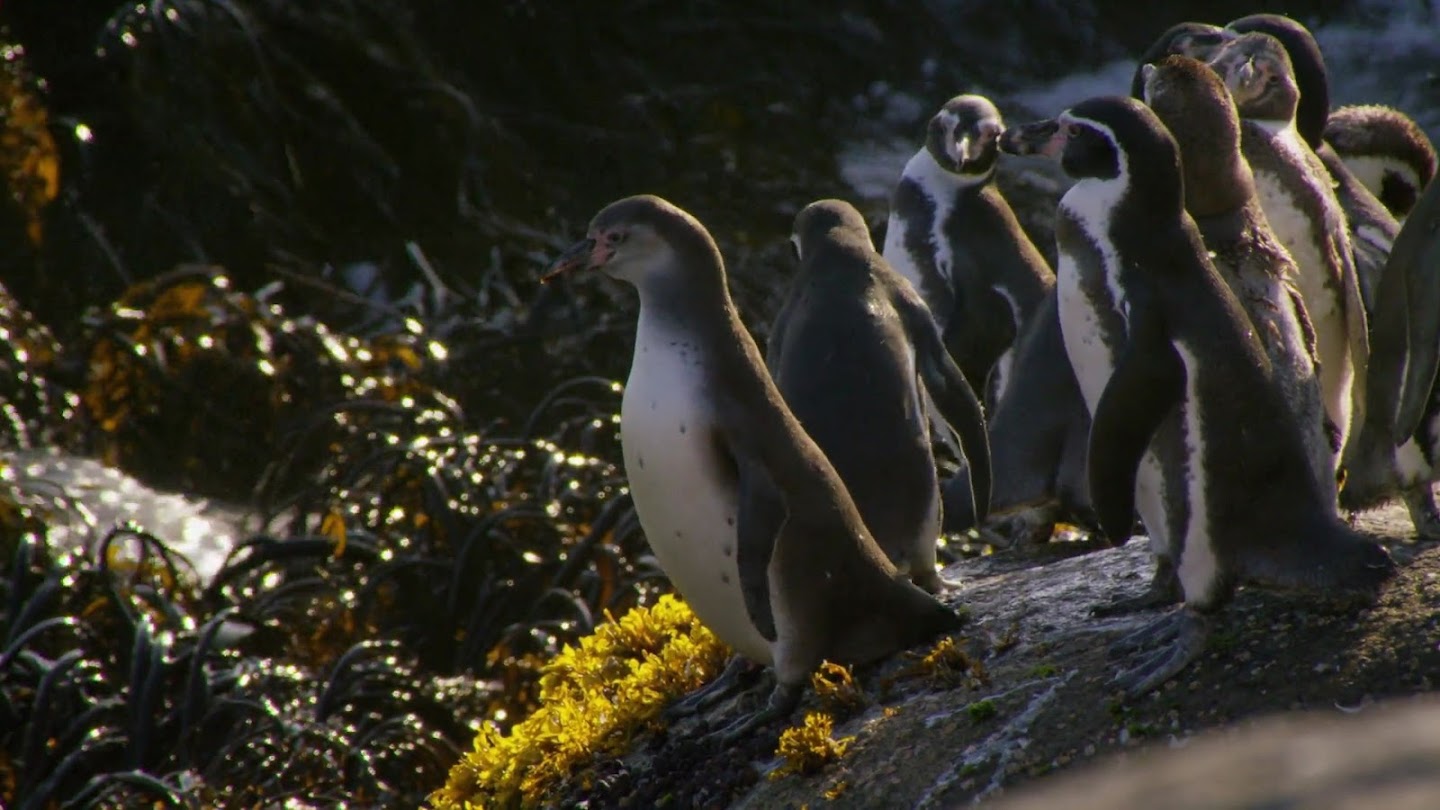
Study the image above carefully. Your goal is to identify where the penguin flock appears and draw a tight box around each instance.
[542,13,1438,738]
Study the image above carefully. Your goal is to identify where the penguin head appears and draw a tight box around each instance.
[543,194,725,291]
[1323,105,1437,219]
[1129,21,1232,100]
[1226,13,1329,148]
[1001,97,1183,212]
[924,94,1004,180]
[1143,55,1252,217]
[1208,33,1300,127]
[791,199,872,264]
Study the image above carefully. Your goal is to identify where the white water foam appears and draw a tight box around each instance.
[2,448,249,584]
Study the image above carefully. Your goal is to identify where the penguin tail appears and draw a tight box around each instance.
[1236,513,1396,600]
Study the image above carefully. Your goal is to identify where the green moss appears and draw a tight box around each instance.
[1028,663,1058,678]
[967,699,998,722]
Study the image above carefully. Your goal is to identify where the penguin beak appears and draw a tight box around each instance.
[999,119,1064,159]
[962,119,1004,163]
[541,237,599,283]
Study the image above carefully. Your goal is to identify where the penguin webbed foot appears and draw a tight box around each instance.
[666,655,761,720]
[912,567,962,594]
[1403,484,1440,540]
[708,681,803,744]
[1110,608,1211,696]
[1091,559,1181,617]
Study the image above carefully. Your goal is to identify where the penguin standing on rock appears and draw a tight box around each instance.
[543,195,963,735]
[1000,97,1395,695]
[1337,178,1440,537]
[767,199,992,594]
[1142,55,1336,493]
[1207,32,1371,459]
[883,94,1055,403]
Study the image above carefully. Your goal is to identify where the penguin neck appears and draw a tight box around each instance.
[907,146,990,195]
[635,271,736,333]
[1250,117,1297,138]
[1184,147,1254,218]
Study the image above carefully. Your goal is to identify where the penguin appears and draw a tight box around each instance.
[1142,55,1337,493]
[882,94,1055,404]
[1206,32,1371,459]
[767,199,992,593]
[1336,177,1440,538]
[975,287,1094,545]
[1323,104,1437,221]
[542,194,963,733]
[1222,14,1431,443]
[1000,96,1395,694]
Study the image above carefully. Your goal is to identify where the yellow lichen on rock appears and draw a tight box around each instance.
[429,594,729,809]
[770,712,855,780]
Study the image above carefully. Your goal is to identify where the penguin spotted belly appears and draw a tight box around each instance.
[620,314,772,665]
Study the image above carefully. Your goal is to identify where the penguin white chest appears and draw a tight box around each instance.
[1056,254,1116,412]
[619,316,772,664]
[1252,165,1355,438]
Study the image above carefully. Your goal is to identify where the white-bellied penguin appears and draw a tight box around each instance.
[1207,32,1371,461]
[542,195,964,734]
[882,94,1055,404]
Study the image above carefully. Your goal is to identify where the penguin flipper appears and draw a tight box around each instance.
[1088,308,1185,544]
[733,453,781,643]
[900,294,993,522]
[1391,178,1440,439]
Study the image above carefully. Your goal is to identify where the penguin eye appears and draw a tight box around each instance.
[1065,123,1082,137]
[605,231,625,245]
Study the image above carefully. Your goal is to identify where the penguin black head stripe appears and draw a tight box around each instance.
[925,94,1005,178]
[1001,97,1181,216]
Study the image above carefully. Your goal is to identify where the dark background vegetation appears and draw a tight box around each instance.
[0,0,1363,805]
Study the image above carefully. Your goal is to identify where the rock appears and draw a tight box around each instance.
[991,695,1440,810]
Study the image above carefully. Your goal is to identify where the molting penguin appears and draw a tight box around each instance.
[1143,55,1337,494]
[767,199,992,593]
[1223,14,1431,444]
[1000,97,1395,694]
[1207,32,1371,459]
[543,195,963,732]
[1323,104,1437,221]
[882,94,1056,403]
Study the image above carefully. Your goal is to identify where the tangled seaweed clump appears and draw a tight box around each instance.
[0,273,677,805]
[430,594,729,809]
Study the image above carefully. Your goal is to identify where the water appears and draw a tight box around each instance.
[2,447,249,583]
